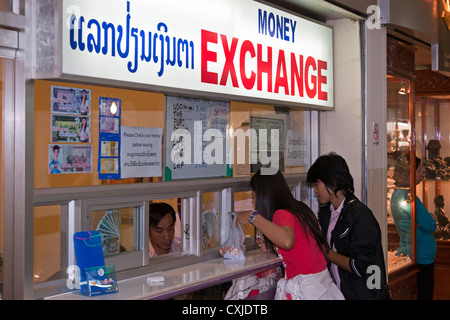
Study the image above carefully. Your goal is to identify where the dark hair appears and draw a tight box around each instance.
[306,152,354,197]
[80,117,88,129]
[149,203,176,228]
[435,195,445,208]
[250,169,327,256]
[52,145,60,152]
[393,156,421,187]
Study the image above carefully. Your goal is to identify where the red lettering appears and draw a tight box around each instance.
[240,40,256,90]
[305,56,317,99]
[219,35,239,87]
[274,50,289,95]
[201,29,218,84]
[257,44,272,92]
[317,60,328,101]
[199,29,329,103]
[290,53,304,97]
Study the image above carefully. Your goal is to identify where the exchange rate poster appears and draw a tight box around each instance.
[120,126,163,178]
[98,97,121,180]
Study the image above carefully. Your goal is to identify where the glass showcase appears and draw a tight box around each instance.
[32,79,314,297]
[387,75,450,288]
[387,76,415,272]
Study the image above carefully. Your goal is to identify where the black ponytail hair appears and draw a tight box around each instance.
[250,169,328,257]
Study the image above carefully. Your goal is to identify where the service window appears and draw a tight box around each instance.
[201,192,221,253]
[34,205,66,284]
[230,102,311,177]
[149,198,183,258]
[92,208,140,256]
[86,202,145,272]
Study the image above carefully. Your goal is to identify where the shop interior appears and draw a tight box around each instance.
[27,79,312,299]
[386,34,450,299]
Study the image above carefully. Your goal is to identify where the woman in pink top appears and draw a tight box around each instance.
[237,169,344,300]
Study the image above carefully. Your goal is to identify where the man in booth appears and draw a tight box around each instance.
[149,202,181,257]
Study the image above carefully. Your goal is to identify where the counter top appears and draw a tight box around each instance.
[45,250,281,300]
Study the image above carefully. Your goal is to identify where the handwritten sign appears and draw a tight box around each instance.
[48,144,92,174]
[62,0,333,108]
[285,130,308,167]
[121,126,162,178]
[165,96,230,180]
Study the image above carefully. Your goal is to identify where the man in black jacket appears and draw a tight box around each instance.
[307,153,390,300]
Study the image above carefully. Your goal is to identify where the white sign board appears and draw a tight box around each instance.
[121,126,162,178]
[62,0,334,108]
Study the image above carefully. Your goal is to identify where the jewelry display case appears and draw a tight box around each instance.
[414,70,450,299]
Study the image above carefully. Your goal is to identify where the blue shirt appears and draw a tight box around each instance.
[49,159,62,174]
[390,189,437,264]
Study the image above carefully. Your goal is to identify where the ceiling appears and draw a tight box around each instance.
[266,0,436,71]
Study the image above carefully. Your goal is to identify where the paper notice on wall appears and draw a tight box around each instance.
[98,97,121,180]
[285,130,308,167]
[121,126,163,178]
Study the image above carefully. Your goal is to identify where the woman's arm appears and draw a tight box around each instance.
[236,211,295,250]
[327,250,352,273]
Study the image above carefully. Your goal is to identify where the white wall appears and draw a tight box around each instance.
[320,18,363,200]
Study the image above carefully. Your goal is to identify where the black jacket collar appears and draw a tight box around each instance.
[319,193,358,235]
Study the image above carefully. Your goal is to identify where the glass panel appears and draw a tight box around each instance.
[201,192,220,251]
[35,81,315,189]
[92,207,140,257]
[432,101,450,240]
[0,58,4,296]
[33,205,62,283]
[149,198,182,257]
[34,80,165,189]
[234,190,255,239]
[230,102,311,177]
[0,0,10,11]
[387,77,414,272]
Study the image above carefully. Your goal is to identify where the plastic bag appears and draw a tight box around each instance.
[225,267,283,300]
[219,212,246,260]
